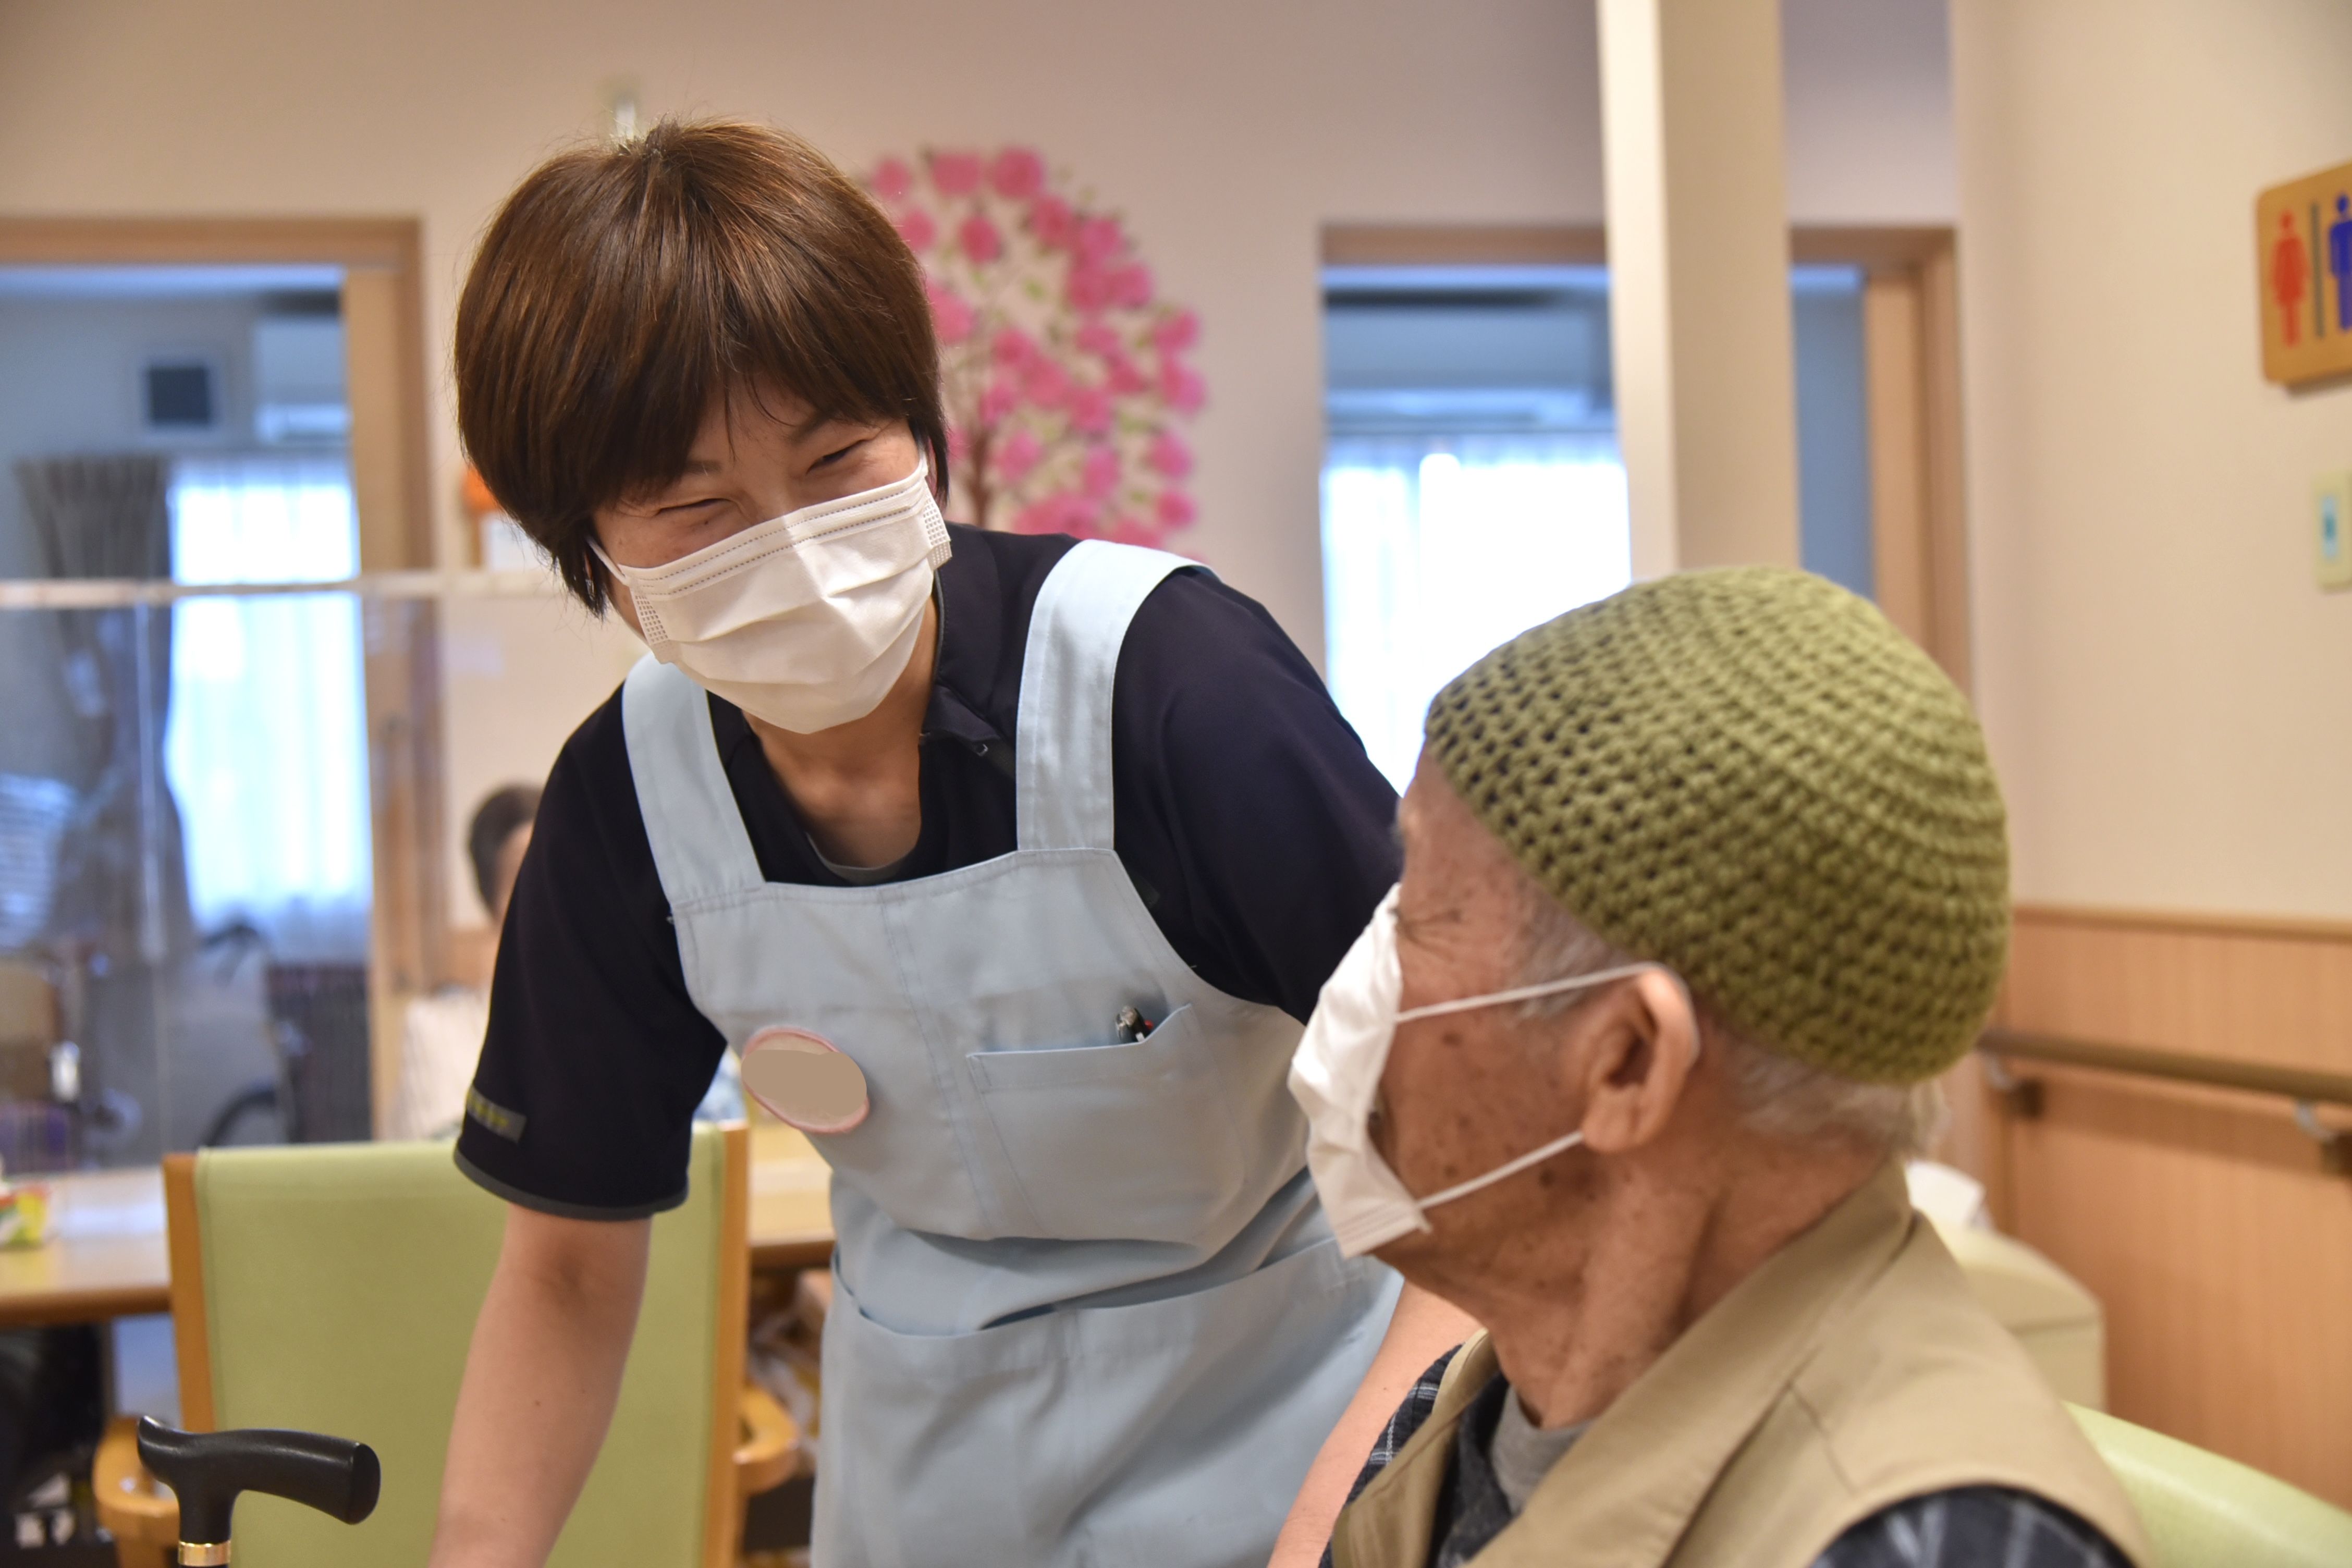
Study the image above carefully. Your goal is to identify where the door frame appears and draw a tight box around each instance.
[0,217,445,1136]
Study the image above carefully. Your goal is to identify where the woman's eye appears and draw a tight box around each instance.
[811,438,868,470]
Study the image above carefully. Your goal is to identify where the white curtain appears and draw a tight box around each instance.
[166,455,371,958]
[1321,434,1632,791]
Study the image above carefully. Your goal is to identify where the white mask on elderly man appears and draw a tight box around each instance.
[1288,885,1688,1258]
[590,457,952,734]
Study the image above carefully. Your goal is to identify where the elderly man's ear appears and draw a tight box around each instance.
[1570,970,1703,1155]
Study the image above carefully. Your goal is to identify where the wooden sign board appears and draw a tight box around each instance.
[2258,158,2352,386]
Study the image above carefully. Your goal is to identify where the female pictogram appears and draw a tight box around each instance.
[2273,210,2310,346]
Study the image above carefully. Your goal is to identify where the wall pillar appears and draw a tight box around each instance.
[1598,0,1801,575]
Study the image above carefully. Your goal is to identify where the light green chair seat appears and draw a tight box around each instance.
[175,1128,738,1567]
[2071,1405,2352,1568]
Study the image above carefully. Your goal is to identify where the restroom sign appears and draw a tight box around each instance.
[2259,158,2352,386]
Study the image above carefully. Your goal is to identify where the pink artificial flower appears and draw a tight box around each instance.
[1108,263,1154,310]
[1068,383,1113,436]
[894,205,937,251]
[1146,431,1193,479]
[1022,357,1070,410]
[989,147,1046,201]
[979,375,1021,426]
[994,427,1044,485]
[1158,357,1206,414]
[990,326,1037,370]
[1156,489,1197,530]
[958,211,1003,265]
[929,150,984,195]
[1016,491,1096,536]
[1074,320,1122,358]
[1081,445,1120,499]
[1105,352,1149,395]
[1065,265,1114,314]
[925,280,975,345]
[1151,309,1200,355]
[871,157,914,201]
[1026,194,1077,250]
[1075,214,1125,266]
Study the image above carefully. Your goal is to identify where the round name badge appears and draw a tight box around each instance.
[740,1026,871,1135]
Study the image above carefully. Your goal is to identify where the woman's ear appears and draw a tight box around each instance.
[600,559,644,637]
[1575,969,1701,1155]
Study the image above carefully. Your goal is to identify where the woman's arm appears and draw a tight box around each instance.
[427,1206,650,1568]
[1268,1282,1478,1568]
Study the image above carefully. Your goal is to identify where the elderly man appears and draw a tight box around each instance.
[1288,569,2149,1568]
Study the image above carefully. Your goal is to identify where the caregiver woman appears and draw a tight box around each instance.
[429,120,1470,1568]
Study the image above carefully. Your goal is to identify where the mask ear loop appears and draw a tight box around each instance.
[1401,962,1705,1217]
[1395,961,1660,1024]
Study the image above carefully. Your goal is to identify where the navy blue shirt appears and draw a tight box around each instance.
[457,525,1401,1217]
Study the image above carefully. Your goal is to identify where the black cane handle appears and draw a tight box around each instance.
[136,1416,380,1551]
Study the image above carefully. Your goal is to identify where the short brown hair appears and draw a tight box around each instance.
[455,119,948,609]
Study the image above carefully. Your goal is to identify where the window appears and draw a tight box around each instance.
[166,454,371,958]
[1322,436,1629,789]
[1320,266,1632,789]
[1319,255,1906,790]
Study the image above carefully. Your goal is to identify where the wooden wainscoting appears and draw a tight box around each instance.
[1984,905,2352,1503]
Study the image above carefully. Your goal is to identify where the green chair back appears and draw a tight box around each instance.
[2071,1405,2352,1568]
[179,1130,733,1567]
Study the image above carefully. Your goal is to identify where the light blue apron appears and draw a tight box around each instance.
[623,540,1401,1568]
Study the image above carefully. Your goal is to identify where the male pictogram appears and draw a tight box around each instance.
[2331,193,2352,332]
[2274,211,2310,345]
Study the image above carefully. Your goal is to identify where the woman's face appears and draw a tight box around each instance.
[592,388,921,617]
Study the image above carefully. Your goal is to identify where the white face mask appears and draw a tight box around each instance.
[592,457,952,733]
[1288,886,1690,1258]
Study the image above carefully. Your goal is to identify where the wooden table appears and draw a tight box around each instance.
[748,1122,836,1270]
[0,1167,170,1328]
[0,1131,837,1329]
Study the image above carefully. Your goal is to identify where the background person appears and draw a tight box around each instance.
[1292,568,2152,1568]
[430,119,1468,1568]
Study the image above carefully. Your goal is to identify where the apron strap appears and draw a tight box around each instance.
[1015,541,1202,853]
[621,655,767,907]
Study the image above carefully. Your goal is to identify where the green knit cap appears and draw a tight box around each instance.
[1424,566,2008,1085]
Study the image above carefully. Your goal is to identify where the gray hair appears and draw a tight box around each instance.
[1511,873,1945,1160]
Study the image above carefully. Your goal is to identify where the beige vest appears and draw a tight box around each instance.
[1330,1165,2150,1568]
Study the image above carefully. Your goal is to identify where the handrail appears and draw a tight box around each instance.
[1978,1027,2352,1107]
[1976,1027,2352,1173]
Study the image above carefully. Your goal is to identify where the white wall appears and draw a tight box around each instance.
[0,0,1954,652]
[1954,0,2352,920]
[1784,0,1956,223]
[0,0,1957,924]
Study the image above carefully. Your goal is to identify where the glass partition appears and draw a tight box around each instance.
[0,568,630,1169]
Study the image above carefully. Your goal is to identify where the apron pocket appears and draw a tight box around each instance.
[967,1003,1245,1242]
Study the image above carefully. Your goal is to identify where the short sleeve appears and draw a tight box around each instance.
[454,694,729,1218]
[1111,570,1401,1022]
